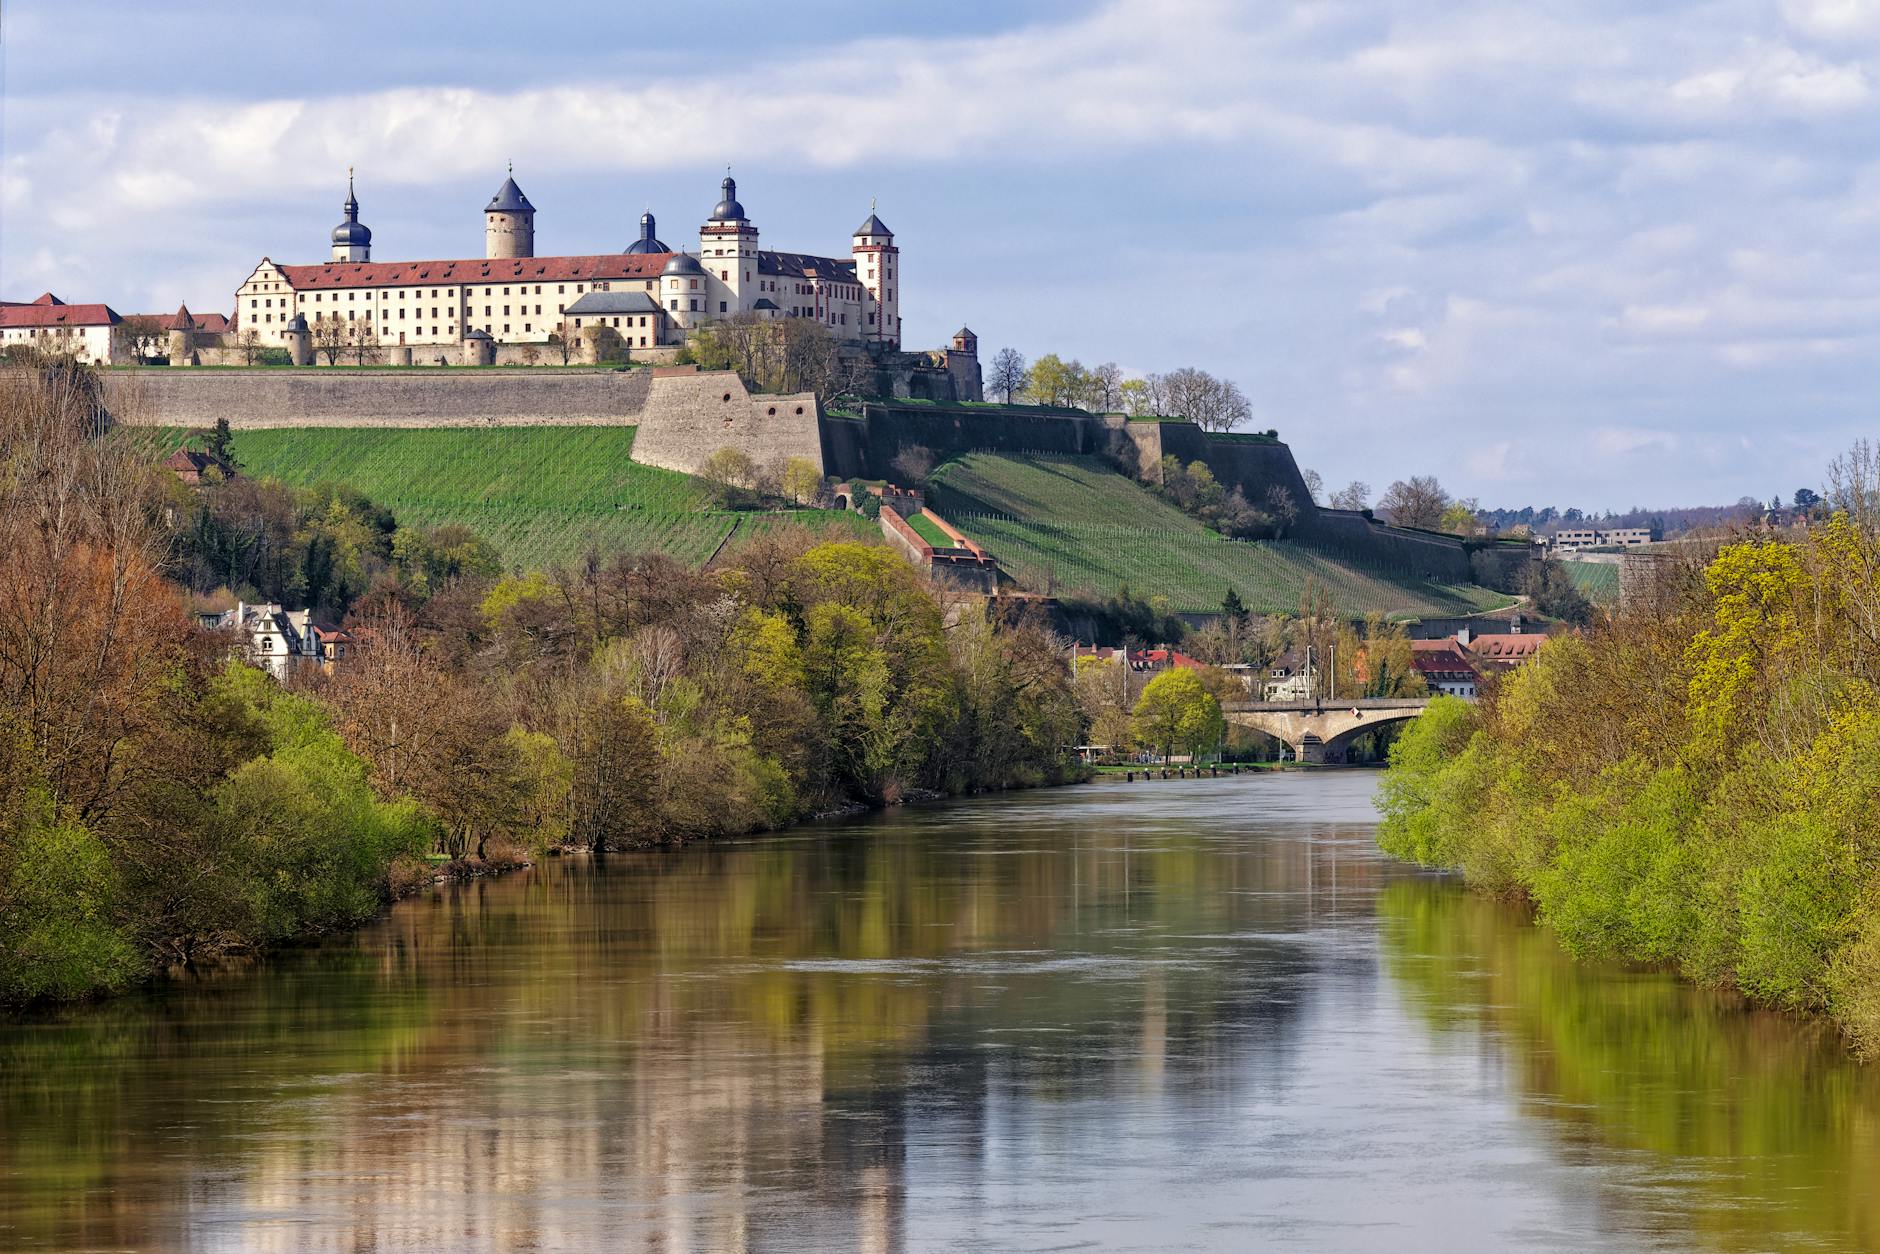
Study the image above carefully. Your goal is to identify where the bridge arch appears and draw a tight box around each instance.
[1223,699,1430,764]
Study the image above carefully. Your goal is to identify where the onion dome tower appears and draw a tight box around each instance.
[331,169,372,262]
[700,171,757,314]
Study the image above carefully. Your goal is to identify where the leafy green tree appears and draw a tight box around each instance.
[1132,668,1224,762]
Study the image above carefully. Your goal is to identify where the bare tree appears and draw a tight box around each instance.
[312,315,347,366]
[549,320,577,365]
[120,316,167,365]
[237,328,263,367]
[1161,366,1252,432]
[1302,468,1324,505]
[1377,476,1450,529]
[1089,361,1125,412]
[1327,480,1371,511]
[988,347,1028,403]
[891,444,937,487]
[347,319,383,367]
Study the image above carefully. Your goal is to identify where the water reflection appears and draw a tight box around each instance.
[0,774,1874,1251]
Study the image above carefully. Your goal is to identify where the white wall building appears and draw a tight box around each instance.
[235,171,902,355]
[0,293,124,362]
[200,601,322,680]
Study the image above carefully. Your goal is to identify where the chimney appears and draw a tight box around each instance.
[1456,625,1471,648]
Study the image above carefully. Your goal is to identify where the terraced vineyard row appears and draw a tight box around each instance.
[1562,559,1621,603]
[929,452,1513,617]
[219,427,872,570]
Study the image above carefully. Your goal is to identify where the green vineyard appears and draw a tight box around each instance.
[927,453,1512,617]
[219,427,874,569]
[1562,558,1621,603]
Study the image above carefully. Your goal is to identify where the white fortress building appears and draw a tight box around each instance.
[234,169,902,357]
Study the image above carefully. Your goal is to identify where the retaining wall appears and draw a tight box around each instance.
[105,368,655,429]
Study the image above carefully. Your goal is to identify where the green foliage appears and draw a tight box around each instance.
[2,811,141,1002]
[1131,668,1223,761]
[928,453,1510,616]
[1375,516,1880,1055]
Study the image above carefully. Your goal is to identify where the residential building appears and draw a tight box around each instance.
[234,170,901,355]
[1410,640,1481,698]
[199,601,322,680]
[0,292,124,362]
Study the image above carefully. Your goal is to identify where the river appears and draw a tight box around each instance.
[2,772,1876,1252]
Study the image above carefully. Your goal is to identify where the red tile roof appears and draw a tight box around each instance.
[275,253,674,290]
[1467,633,1547,659]
[0,294,119,328]
[135,310,231,333]
[1412,646,1479,678]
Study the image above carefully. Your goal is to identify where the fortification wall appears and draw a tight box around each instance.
[628,373,823,477]
[104,368,655,429]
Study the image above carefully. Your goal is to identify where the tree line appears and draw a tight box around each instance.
[1376,439,1880,1057]
[986,350,1257,433]
[0,367,1084,1006]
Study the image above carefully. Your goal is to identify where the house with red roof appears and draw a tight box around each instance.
[1464,633,1548,672]
[0,292,125,363]
[1410,640,1483,697]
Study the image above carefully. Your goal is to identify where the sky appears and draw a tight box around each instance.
[4,0,1879,511]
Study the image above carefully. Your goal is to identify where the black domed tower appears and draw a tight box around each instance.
[331,169,372,262]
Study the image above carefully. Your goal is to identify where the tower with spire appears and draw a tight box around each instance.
[485,163,536,259]
[852,199,898,347]
[699,172,757,314]
[331,169,372,262]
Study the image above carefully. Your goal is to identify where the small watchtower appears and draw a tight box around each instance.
[485,164,536,260]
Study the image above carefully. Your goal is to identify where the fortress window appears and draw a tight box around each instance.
[689,299,699,312]
[573,318,582,328]
[503,324,510,333]
[535,305,541,315]
[484,306,492,317]
[669,300,678,311]
[525,324,532,332]
[249,299,257,308]
[720,302,727,313]
[503,287,510,296]
[503,306,510,316]
[576,285,584,293]
[558,285,565,294]
[720,270,728,281]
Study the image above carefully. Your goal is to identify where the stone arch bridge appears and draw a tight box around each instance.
[1223,698,1430,764]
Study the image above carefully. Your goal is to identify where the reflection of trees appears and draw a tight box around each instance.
[0,798,1389,1250]
[1378,881,1880,1253]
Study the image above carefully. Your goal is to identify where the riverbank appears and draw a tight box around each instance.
[1377,545,1880,1061]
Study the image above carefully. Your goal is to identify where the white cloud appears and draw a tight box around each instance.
[11,0,1880,506]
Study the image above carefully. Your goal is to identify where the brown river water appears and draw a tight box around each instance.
[2,771,1877,1252]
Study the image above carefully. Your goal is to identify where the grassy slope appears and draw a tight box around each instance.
[1562,559,1621,603]
[927,453,1512,617]
[222,427,874,570]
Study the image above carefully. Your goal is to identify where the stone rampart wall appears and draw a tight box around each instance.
[105,368,655,429]
[628,374,823,477]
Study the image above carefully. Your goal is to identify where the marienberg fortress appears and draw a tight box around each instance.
[235,169,907,362]
[48,163,1520,590]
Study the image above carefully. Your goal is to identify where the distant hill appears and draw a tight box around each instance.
[216,427,873,570]
[926,453,1513,617]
